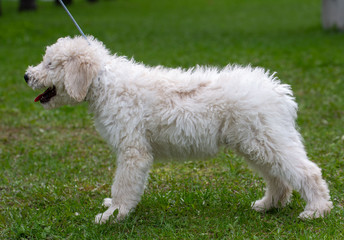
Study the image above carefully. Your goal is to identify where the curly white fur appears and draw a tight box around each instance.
[25,36,332,223]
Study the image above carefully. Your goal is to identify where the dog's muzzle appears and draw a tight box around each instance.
[24,73,57,103]
[24,74,29,83]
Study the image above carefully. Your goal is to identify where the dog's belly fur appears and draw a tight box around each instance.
[147,117,223,159]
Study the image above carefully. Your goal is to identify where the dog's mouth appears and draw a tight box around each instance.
[34,86,56,103]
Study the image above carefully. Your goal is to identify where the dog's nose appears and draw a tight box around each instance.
[24,74,29,83]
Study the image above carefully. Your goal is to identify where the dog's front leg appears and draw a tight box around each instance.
[95,145,153,224]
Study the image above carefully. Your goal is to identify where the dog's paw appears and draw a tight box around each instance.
[94,205,130,224]
[251,199,272,212]
[103,198,112,208]
[94,211,115,224]
[298,210,322,219]
[95,213,107,224]
[95,206,118,224]
[299,201,333,220]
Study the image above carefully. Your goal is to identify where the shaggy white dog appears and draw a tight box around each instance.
[25,36,332,223]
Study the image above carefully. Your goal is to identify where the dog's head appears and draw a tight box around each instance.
[25,36,109,109]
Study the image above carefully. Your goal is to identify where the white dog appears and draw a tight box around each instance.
[25,36,332,223]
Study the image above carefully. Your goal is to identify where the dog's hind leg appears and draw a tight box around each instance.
[249,162,292,212]
[238,127,333,219]
[277,145,333,219]
[95,143,153,224]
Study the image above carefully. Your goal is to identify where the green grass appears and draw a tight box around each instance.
[1,0,344,238]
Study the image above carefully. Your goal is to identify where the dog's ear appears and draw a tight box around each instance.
[64,55,99,102]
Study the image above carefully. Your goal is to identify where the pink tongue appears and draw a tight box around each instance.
[34,93,44,102]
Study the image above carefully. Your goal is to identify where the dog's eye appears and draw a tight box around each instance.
[47,62,52,68]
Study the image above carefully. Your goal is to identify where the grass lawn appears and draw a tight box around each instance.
[1,0,344,238]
